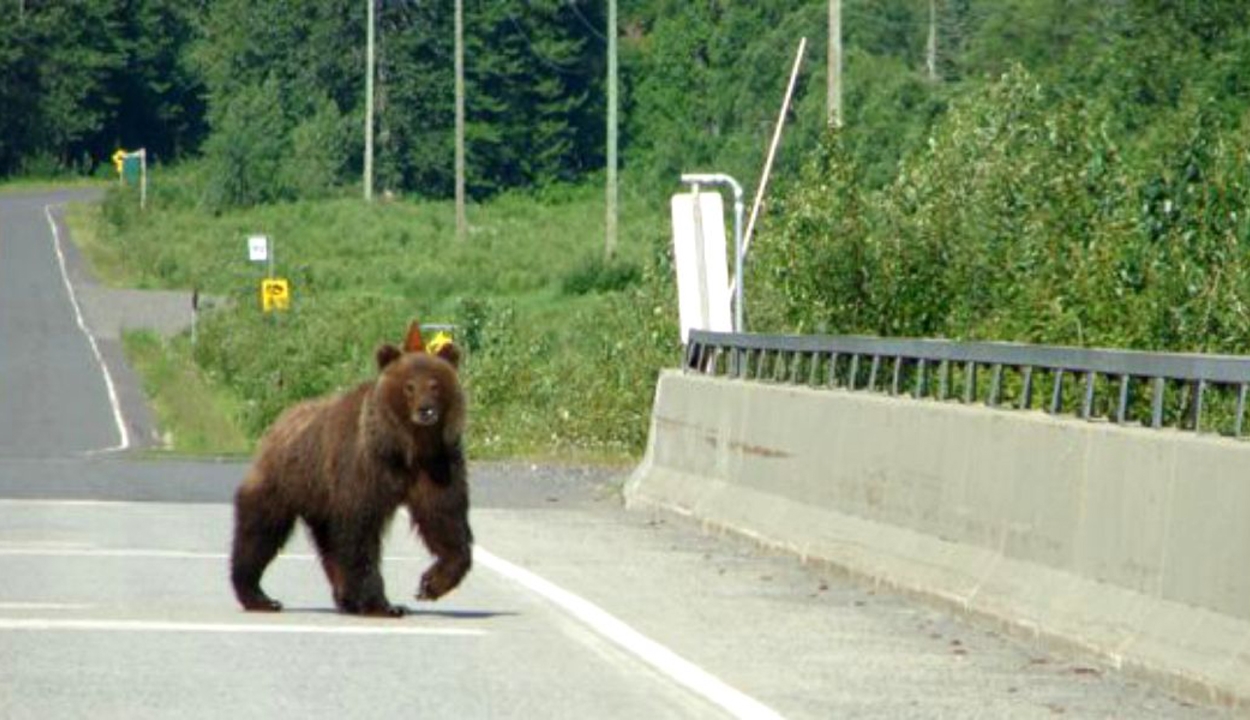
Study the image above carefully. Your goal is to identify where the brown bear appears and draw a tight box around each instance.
[230,321,472,617]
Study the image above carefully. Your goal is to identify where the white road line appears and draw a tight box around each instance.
[43,202,130,453]
[0,498,169,508]
[0,547,235,560]
[0,540,93,549]
[475,546,785,720]
[0,602,93,611]
[0,617,484,637]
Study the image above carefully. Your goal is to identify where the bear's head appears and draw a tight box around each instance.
[372,322,465,451]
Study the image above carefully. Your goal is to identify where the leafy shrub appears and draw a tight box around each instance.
[203,76,289,210]
[282,94,349,200]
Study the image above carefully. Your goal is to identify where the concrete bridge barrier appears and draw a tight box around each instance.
[626,369,1250,711]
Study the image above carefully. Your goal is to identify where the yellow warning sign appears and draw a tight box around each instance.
[261,278,290,312]
[427,330,454,355]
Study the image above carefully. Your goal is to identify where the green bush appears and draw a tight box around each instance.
[203,76,290,210]
[282,95,349,200]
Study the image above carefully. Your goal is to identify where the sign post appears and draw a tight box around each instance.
[111,148,148,210]
[247,234,290,314]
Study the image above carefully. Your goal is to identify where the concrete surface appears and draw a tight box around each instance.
[627,370,1250,712]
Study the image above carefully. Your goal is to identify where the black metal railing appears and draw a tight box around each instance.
[685,330,1250,437]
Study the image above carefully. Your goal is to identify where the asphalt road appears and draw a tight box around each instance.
[0,189,1225,718]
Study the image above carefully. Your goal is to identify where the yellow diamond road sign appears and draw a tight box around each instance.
[261,278,290,312]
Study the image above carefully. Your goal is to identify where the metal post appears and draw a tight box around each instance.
[136,149,147,210]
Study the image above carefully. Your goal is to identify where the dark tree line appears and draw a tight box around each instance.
[0,0,204,176]
[5,0,1250,216]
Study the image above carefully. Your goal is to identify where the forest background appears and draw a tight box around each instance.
[3,0,1249,459]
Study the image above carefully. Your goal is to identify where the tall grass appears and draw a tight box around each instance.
[89,164,682,462]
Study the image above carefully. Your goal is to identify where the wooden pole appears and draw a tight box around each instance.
[454,0,467,241]
[827,0,841,128]
[926,0,939,82]
[364,0,375,201]
[604,0,619,258]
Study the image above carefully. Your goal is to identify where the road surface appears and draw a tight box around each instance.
[0,188,1220,718]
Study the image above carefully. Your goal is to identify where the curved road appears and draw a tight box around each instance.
[0,189,1219,718]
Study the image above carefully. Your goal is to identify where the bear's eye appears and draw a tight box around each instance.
[404,380,417,398]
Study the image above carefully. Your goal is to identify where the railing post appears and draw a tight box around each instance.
[1050,370,1064,414]
[1020,366,1034,410]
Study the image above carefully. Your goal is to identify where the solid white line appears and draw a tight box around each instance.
[0,617,484,637]
[475,546,785,720]
[43,203,130,453]
[0,547,234,560]
[0,602,93,611]
[0,498,174,508]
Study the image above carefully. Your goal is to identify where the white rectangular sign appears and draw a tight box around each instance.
[671,192,732,343]
[247,235,269,262]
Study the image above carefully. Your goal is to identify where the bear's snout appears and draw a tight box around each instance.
[414,402,440,426]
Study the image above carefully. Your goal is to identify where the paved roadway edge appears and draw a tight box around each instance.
[43,202,129,453]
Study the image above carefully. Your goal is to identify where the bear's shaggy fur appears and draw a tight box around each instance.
[230,324,471,616]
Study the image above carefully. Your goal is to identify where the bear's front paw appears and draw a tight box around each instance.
[417,573,444,601]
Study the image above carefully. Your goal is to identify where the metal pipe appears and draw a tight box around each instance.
[680,173,744,332]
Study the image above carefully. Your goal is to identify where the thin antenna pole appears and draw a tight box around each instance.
[741,37,807,263]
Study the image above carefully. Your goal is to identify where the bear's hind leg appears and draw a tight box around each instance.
[231,486,296,612]
[307,519,349,610]
[333,520,405,618]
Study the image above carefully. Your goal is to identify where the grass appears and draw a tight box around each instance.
[64,202,133,285]
[75,164,683,463]
[121,330,253,456]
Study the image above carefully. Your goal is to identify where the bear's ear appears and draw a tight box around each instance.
[434,341,461,369]
[376,344,402,370]
[403,320,426,354]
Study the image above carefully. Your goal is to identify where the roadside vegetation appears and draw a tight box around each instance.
[121,329,252,456]
[77,167,678,461]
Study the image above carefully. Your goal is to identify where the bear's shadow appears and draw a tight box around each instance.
[279,606,517,621]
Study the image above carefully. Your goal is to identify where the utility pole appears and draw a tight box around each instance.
[926,0,939,82]
[454,0,467,241]
[605,0,618,258]
[364,0,375,201]
[827,0,842,128]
